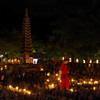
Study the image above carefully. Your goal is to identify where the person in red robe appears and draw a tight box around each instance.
[59,59,70,89]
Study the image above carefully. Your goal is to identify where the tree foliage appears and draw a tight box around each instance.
[47,15,100,60]
[0,28,21,58]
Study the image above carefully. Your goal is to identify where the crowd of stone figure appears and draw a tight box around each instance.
[0,59,100,100]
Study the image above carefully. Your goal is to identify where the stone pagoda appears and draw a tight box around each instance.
[21,8,33,64]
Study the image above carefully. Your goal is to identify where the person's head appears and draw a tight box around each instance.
[63,59,69,64]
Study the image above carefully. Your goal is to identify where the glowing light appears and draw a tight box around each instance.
[48,84,54,89]
[46,79,49,82]
[18,60,20,63]
[33,59,38,64]
[47,72,50,76]
[5,65,7,69]
[83,81,86,84]
[88,64,91,67]
[9,85,12,88]
[14,59,17,62]
[89,81,91,84]
[90,79,93,81]
[3,59,5,61]
[71,79,74,82]
[70,88,74,92]
[77,83,82,85]
[28,91,31,95]
[58,78,60,80]
[0,55,3,58]
[8,59,11,63]
[89,59,92,64]
[19,89,22,92]
[40,68,44,71]
[23,72,25,76]
[11,59,14,63]
[93,87,96,90]
[1,75,4,80]
[76,59,79,63]
[23,89,26,92]
[56,73,58,76]
[96,60,99,64]
[75,90,77,92]
[62,57,64,60]
[94,81,98,84]
[83,60,86,63]
[88,81,93,85]
[16,86,19,90]
[51,84,54,88]
[1,67,3,71]
[69,58,72,62]
[77,83,80,85]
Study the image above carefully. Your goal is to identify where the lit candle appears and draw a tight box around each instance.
[18,60,20,63]
[77,83,80,85]
[3,59,5,62]
[69,58,72,62]
[19,89,22,92]
[69,88,74,92]
[94,81,98,84]
[5,65,7,69]
[12,59,14,63]
[51,84,54,88]
[8,59,10,63]
[1,67,3,71]
[27,91,31,95]
[62,57,64,60]
[89,81,93,85]
[15,86,19,91]
[9,85,12,89]
[58,78,60,80]
[83,60,86,63]
[48,84,54,89]
[90,78,93,81]
[83,81,86,84]
[96,60,99,64]
[40,68,44,71]
[23,89,26,92]
[47,72,50,76]
[93,87,96,91]
[89,59,92,64]
[56,73,58,76]
[14,59,17,62]
[89,81,91,84]
[46,79,49,82]
[76,59,79,63]
[71,79,74,82]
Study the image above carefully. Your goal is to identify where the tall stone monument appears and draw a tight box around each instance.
[21,8,32,64]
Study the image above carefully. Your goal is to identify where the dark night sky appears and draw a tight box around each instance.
[0,0,100,41]
[0,0,58,41]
